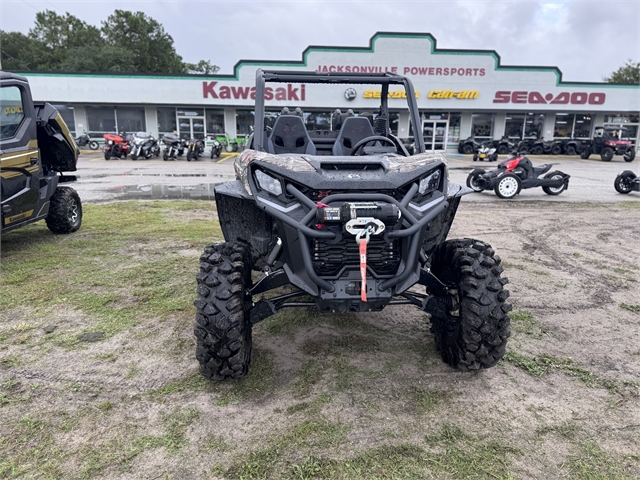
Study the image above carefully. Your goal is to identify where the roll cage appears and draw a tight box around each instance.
[252,69,425,154]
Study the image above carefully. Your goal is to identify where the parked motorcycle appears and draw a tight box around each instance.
[209,137,222,158]
[130,132,160,160]
[74,130,100,150]
[186,138,205,161]
[103,132,132,160]
[473,140,498,162]
[466,154,570,199]
[161,133,188,161]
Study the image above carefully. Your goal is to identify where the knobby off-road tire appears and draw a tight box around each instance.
[601,147,614,162]
[462,144,474,155]
[45,186,82,234]
[565,145,577,156]
[194,242,253,380]
[580,147,590,159]
[623,148,635,162]
[428,239,511,371]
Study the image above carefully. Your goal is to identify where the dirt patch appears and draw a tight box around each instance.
[1,201,639,479]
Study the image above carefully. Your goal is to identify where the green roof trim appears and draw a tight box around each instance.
[16,32,639,89]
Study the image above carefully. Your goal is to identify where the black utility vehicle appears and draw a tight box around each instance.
[194,70,512,380]
[580,126,636,162]
[1,72,82,234]
[466,154,570,199]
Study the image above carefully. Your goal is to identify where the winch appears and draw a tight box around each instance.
[316,202,401,302]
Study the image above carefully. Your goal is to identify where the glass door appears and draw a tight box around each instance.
[422,120,449,150]
[177,117,206,140]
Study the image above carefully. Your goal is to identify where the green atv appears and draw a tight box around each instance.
[1,72,82,234]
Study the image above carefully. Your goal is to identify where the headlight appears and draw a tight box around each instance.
[108,140,113,144]
[255,170,283,196]
[418,170,441,195]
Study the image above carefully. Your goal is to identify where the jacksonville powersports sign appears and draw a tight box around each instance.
[23,33,638,112]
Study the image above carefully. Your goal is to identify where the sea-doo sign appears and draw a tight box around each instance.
[203,82,306,101]
[493,91,606,105]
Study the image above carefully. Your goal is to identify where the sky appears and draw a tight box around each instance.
[1,0,639,83]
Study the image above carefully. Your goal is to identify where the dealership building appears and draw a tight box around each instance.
[19,32,640,151]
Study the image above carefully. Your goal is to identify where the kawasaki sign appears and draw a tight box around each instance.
[203,82,306,101]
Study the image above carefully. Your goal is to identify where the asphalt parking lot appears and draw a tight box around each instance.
[73,149,639,203]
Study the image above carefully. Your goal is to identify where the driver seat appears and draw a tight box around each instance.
[267,109,316,155]
[332,116,375,156]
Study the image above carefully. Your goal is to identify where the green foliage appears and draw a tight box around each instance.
[1,9,218,74]
[604,59,640,84]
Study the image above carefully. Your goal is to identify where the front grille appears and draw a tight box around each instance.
[312,236,401,277]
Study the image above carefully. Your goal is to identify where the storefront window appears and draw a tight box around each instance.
[157,107,177,134]
[304,111,332,131]
[116,107,145,133]
[471,113,493,139]
[553,113,573,138]
[236,109,254,135]
[206,108,224,134]
[86,106,116,135]
[524,113,545,139]
[505,113,525,139]
[573,114,592,138]
[447,113,461,143]
[604,113,639,124]
[53,105,76,134]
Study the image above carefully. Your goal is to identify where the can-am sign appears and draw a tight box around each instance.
[202,82,306,100]
[493,91,606,105]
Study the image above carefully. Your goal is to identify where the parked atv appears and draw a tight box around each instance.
[473,140,498,162]
[516,138,537,155]
[531,139,564,155]
[580,126,635,162]
[194,69,512,381]
[1,72,82,234]
[494,136,516,155]
[614,170,640,194]
[466,154,570,199]
[458,136,480,154]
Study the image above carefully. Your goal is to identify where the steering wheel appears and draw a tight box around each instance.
[350,136,397,156]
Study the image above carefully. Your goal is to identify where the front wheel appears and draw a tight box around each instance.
[542,171,567,195]
[532,145,544,155]
[494,174,521,199]
[194,243,253,380]
[623,148,635,162]
[89,141,99,150]
[104,150,111,160]
[427,239,511,371]
[565,145,577,156]
[163,152,169,161]
[466,168,487,192]
[614,171,637,194]
[601,147,614,162]
[45,186,82,234]
[580,147,591,159]
[462,144,474,155]
[131,154,138,160]
[550,144,562,155]
[187,150,193,161]
[497,144,508,155]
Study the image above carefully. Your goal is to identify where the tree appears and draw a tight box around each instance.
[0,31,37,70]
[101,10,185,74]
[28,10,103,70]
[605,59,640,84]
[185,60,220,75]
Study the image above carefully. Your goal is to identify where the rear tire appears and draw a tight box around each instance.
[550,144,562,155]
[466,169,486,192]
[45,186,82,234]
[427,239,511,371]
[194,243,253,380]
[494,174,521,199]
[565,145,577,156]
[614,171,636,194]
[532,145,544,155]
[601,147,614,162]
[542,171,567,195]
[497,144,508,155]
[623,148,635,162]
